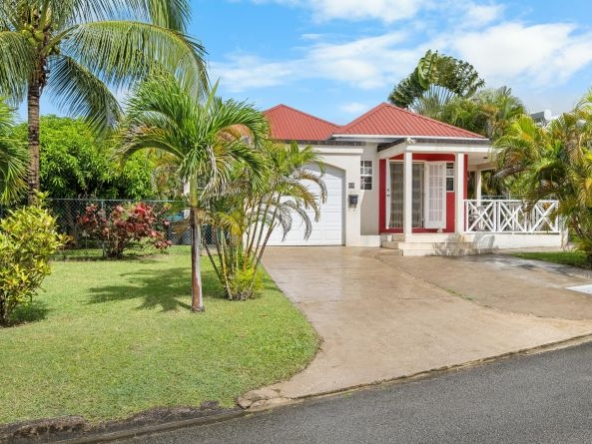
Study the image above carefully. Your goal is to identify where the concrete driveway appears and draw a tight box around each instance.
[245,248,592,405]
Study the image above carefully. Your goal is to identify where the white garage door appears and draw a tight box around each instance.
[267,164,344,246]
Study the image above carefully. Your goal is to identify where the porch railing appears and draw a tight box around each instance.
[465,199,560,234]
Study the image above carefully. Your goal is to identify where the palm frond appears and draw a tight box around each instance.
[46,55,122,134]
[65,20,208,97]
[0,31,35,104]
[0,138,27,204]
[50,0,190,30]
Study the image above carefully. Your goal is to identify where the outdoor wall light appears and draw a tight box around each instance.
[348,194,359,207]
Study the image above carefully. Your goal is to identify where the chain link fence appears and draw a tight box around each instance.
[1,198,215,256]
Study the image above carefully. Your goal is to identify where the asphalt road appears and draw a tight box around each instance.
[117,342,592,444]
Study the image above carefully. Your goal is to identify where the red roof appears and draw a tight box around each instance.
[337,103,485,139]
[263,104,340,141]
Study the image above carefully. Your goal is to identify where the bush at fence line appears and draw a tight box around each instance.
[77,202,172,259]
[0,196,66,326]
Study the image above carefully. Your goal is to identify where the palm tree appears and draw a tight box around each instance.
[470,87,526,140]
[495,91,592,263]
[0,0,207,202]
[204,141,326,300]
[389,50,485,113]
[0,98,27,204]
[390,51,525,141]
[121,73,269,312]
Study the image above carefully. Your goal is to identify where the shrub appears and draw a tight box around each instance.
[0,198,66,326]
[77,203,172,258]
[228,262,264,301]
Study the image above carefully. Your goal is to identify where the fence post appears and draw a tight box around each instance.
[100,199,106,258]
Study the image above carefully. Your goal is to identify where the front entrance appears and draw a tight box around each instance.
[388,162,446,230]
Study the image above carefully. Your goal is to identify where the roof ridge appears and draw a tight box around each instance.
[263,104,340,129]
[381,102,485,138]
[339,103,389,132]
[338,102,485,139]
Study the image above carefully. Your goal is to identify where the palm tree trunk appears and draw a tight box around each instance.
[189,204,204,312]
[27,81,41,204]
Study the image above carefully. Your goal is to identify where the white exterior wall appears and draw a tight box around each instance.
[360,144,380,236]
[308,144,380,247]
[465,233,564,250]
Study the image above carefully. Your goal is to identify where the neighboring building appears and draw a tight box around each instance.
[531,109,559,127]
[263,103,563,255]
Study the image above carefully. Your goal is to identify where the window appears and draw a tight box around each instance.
[360,161,373,190]
[446,163,454,191]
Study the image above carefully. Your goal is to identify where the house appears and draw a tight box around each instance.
[263,103,563,255]
[531,109,559,127]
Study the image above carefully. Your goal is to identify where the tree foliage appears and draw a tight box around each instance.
[388,50,525,142]
[0,195,65,326]
[204,141,326,301]
[0,0,207,199]
[442,86,526,141]
[120,73,269,312]
[0,98,27,204]
[12,116,156,199]
[389,50,485,113]
[77,202,172,258]
[495,90,592,262]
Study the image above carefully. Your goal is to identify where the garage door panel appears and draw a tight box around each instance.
[267,164,344,246]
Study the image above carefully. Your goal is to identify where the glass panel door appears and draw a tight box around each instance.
[389,163,424,229]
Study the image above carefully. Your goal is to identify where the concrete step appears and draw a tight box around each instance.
[382,240,494,257]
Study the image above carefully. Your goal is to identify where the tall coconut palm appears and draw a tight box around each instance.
[0,0,207,202]
[0,98,27,204]
[121,73,269,312]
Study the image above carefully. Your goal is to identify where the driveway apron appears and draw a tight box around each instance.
[260,247,592,400]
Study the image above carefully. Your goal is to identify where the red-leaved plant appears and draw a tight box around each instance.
[77,203,172,258]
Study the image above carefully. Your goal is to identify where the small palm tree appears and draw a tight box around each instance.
[0,98,27,204]
[204,141,326,300]
[121,73,269,312]
[495,91,592,263]
[471,86,526,140]
[0,0,207,202]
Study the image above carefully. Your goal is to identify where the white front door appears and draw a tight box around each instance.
[424,163,447,229]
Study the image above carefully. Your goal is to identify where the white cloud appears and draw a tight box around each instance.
[308,0,428,23]
[463,4,504,27]
[216,1,592,104]
[306,32,416,89]
[301,33,323,41]
[450,22,592,86]
[213,32,422,92]
[340,102,372,114]
[251,0,430,23]
[210,54,295,92]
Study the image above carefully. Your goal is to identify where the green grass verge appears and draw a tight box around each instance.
[0,247,318,425]
[513,250,590,269]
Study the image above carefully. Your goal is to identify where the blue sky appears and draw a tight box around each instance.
[28,0,592,125]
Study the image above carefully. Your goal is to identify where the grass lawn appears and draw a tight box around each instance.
[513,250,590,269]
[0,247,318,425]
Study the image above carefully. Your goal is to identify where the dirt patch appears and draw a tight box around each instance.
[0,402,235,443]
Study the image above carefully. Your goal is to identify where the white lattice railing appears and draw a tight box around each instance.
[465,200,560,234]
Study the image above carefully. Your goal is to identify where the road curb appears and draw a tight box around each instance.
[15,333,592,443]
[52,410,246,444]
[247,332,592,409]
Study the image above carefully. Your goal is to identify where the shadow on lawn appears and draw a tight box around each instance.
[88,267,226,312]
[8,301,50,326]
